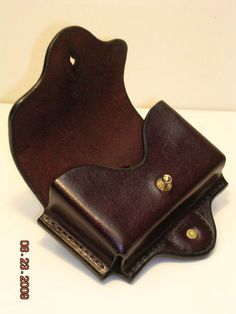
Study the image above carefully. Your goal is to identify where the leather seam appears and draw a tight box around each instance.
[39,213,109,276]
[126,242,163,278]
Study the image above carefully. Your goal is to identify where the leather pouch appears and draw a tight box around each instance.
[9,26,227,280]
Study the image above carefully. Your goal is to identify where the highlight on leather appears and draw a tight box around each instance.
[9,26,228,280]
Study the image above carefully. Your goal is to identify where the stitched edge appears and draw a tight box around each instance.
[39,213,109,276]
[126,241,164,278]
[126,176,227,278]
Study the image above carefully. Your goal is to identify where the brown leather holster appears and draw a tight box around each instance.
[9,26,227,280]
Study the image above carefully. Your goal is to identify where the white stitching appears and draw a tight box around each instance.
[40,214,109,275]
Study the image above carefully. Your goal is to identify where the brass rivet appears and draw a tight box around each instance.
[186,228,199,240]
[156,174,172,191]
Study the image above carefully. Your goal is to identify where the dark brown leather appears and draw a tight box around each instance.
[9,26,143,206]
[9,26,227,280]
[39,102,227,279]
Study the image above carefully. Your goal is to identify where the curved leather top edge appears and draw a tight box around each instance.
[8,26,128,119]
[8,26,141,206]
[54,100,225,180]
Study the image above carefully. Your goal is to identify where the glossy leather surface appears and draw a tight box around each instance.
[40,102,227,279]
[9,26,227,280]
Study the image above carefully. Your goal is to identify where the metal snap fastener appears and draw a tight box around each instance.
[156,174,172,191]
[186,228,199,240]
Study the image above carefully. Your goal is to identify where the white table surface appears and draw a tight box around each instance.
[1,103,235,314]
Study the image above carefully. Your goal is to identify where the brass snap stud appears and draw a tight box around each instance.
[156,174,172,192]
[186,228,199,240]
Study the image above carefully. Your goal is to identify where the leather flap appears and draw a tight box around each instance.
[9,26,143,206]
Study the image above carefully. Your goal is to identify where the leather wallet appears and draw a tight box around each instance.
[9,26,228,280]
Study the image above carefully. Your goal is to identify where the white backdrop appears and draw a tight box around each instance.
[1,0,236,110]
